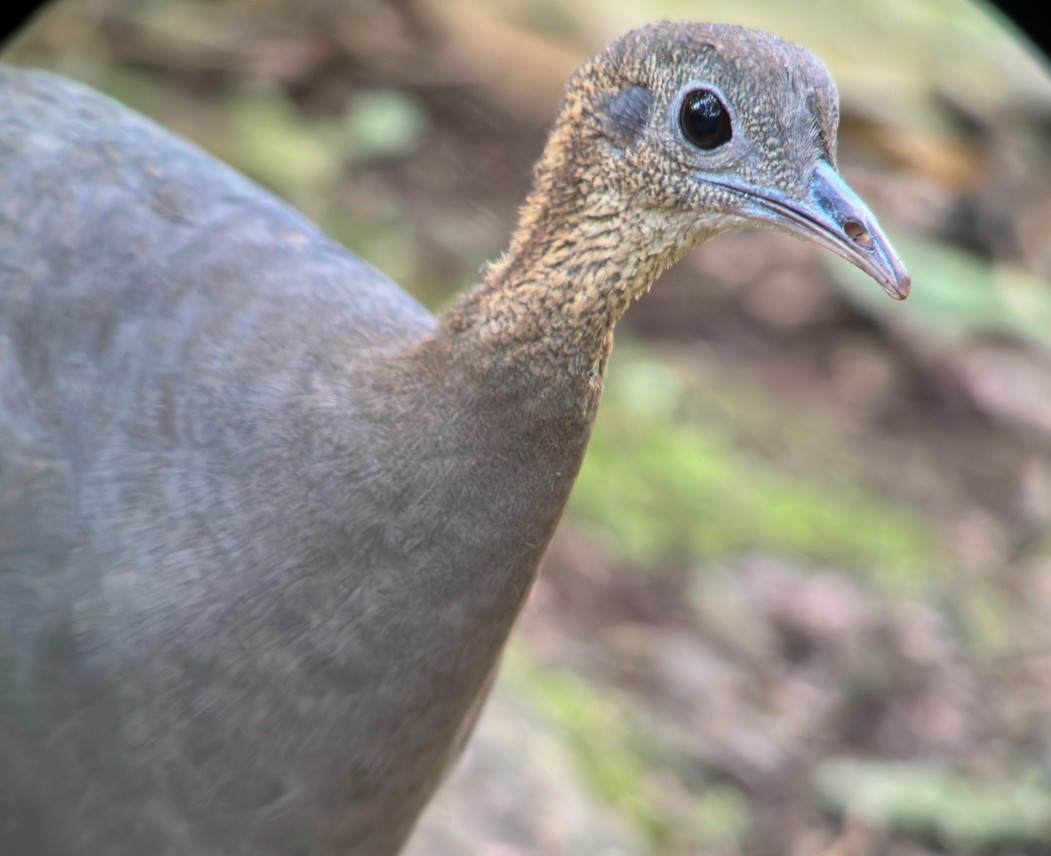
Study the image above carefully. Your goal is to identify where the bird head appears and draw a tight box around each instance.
[531,21,910,301]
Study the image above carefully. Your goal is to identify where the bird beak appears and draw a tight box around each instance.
[716,160,911,300]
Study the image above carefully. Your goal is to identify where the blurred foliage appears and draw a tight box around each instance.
[334,87,429,164]
[571,350,937,595]
[816,758,1051,851]
[231,87,340,190]
[833,236,1051,351]
[503,645,750,852]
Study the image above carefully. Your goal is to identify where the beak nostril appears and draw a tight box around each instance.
[844,220,873,250]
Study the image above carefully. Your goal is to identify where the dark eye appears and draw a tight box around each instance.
[679,89,732,150]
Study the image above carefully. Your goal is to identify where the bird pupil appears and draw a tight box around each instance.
[680,89,732,150]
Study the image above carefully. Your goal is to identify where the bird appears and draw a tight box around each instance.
[0,20,909,856]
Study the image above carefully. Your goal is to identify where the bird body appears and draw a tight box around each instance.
[0,22,908,855]
[0,62,565,854]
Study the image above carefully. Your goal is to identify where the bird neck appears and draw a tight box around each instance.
[438,129,688,386]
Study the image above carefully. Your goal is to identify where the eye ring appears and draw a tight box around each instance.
[679,88,733,150]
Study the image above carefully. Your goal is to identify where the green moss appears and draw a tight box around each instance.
[502,646,749,851]
[331,88,428,164]
[568,350,937,594]
[832,234,1051,351]
[816,758,1051,850]
[690,783,751,852]
[230,90,339,196]
[502,647,659,837]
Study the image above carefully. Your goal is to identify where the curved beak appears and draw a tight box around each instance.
[715,160,911,300]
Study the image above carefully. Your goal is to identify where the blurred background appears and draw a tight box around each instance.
[5,1,1051,853]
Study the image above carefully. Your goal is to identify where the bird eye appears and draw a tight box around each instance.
[679,88,732,150]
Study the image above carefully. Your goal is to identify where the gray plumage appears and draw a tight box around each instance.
[0,22,908,856]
